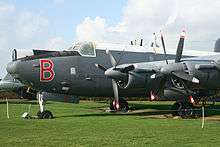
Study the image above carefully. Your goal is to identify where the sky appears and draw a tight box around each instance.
[1,0,220,78]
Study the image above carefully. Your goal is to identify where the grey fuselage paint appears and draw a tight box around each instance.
[9,50,184,98]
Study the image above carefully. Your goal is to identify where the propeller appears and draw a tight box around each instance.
[95,64,107,72]
[175,30,185,63]
[106,50,117,67]
[160,31,168,64]
[119,65,135,73]
[151,30,199,84]
[95,50,135,110]
[106,50,120,110]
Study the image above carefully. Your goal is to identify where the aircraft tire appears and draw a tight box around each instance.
[120,99,129,112]
[42,110,53,119]
[109,99,115,111]
[37,110,42,118]
[171,101,194,118]
[109,99,129,112]
[37,110,53,119]
[179,103,194,119]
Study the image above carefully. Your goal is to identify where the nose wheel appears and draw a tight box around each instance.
[37,110,53,119]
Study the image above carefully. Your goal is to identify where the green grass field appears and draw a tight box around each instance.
[1,100,220,147]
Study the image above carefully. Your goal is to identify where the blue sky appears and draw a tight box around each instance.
[1,0,220,78]
[0,0,127,77]
[9,0,126,43]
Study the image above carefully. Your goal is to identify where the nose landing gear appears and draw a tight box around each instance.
[37,91,53,119]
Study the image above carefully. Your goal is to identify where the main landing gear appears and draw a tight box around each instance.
[171,95,197,119]
[171,100,195,118]
[110,98,129,112]
[37,92,53,119]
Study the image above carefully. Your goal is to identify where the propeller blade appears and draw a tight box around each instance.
[172,71,199,84]
[120,65,135,73]
[112,79,120,109]
[95,64,107,71]
[106,50,117,67]
[140,39,143,46]
[175,30,186,63]
[160,31,168,64]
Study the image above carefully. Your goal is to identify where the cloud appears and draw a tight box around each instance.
[0,1,15,14]
[15,11,49,42]
[45,37,69,50]
[75,0,220,50]
[0,2,51,77]
[76,17,109,42]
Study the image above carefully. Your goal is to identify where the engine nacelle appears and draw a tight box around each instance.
[122,72,148,89]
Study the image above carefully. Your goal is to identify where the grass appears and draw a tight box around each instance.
[0,100,220,147]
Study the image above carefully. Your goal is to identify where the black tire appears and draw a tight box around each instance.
[171,102,194,118]
[109,99,129,112]
[109,99,116,111]
[37,110,42,119]
[42,110,53,119]
[38,110,53,119]
[120,99,129,112]
[179,103,194,119]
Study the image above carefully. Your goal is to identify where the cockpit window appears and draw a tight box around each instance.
[69,42,96,57]
[79,42,96,57]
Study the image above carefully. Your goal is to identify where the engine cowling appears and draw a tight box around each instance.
[123,72,148,89]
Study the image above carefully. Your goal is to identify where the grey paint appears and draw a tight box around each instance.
[6,49,180,98]
[214,39,220,52]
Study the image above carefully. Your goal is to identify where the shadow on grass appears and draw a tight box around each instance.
[56,111,172,119]
[56,103,220,119]
[0,100,47,105]
[56,103,174,119]
[128,103,172,110]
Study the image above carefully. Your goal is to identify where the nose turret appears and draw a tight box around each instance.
[6,61,21,75]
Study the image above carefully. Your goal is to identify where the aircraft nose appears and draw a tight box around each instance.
[6,61,20,74]
[0,81,3,90]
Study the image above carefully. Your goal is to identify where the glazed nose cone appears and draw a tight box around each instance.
[6,61,20,74]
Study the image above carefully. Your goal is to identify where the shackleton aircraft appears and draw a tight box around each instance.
[6,30,219,118]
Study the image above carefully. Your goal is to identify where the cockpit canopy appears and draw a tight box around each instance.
[68,42,96,57]
[11,41,96,61]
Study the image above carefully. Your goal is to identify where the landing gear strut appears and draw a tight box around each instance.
[37,92,53,119]
[110,98,129,112]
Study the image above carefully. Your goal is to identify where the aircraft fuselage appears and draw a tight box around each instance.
[7,50,178,97]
